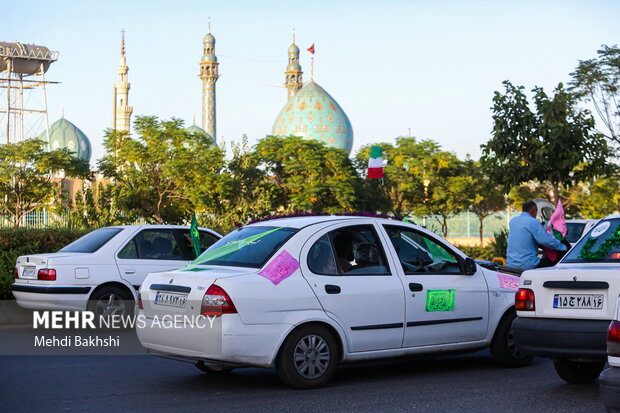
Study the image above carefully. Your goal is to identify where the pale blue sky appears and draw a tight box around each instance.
[5,0,620,164]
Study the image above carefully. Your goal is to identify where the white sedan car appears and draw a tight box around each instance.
[12,225,221,316]
[513,214,620,383]
[137,215,530,389]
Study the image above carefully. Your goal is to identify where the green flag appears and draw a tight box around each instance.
[190,214,201,258]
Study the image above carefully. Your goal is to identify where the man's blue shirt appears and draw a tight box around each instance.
[506,212,567,270]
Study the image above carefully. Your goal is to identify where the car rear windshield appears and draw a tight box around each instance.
[59,228,124,253]
[565,222,586,244]
[562,219,620,263]
[192,226,298,268]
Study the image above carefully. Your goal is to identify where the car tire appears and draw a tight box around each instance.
[490,309,533,368]
[553,359,605,384]
[275,324,338,389]
[87,286,134,326]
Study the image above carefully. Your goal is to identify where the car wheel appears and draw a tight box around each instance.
[490,309,533,367]
[275,325,338,389]
[88,286,134,324]
[553,359,605,384]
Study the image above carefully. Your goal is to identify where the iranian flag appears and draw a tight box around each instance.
[367,145,384,179]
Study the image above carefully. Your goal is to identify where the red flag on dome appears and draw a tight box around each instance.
[307,44,315,54]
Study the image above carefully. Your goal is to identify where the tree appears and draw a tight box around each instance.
[570,176,620,219]
[255,136,361,214]
[481,81,615,204]
[0,139,90,227]
[355,137,469,236]
[69,183,128,228]
[463,159,507,245]
[98,116,224,224]
[570,44,620,146]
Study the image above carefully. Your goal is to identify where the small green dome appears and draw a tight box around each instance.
[202,54,217,62]
[203,33,215,44]
[186,124,215,146]
[288,43,299,54]
[39,118,91,163]
[272,81,354,154]
[287,63,301,71]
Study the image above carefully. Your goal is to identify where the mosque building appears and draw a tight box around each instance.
[272,36,354,154]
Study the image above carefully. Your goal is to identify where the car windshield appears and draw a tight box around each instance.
[562,218,620,263]
[59,227,123,253]
[192,226,298,268]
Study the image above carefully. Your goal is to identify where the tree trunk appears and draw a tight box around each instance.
[551,183,560,205]
[479,216,484,246]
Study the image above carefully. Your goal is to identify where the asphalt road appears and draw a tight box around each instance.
[0,351,605,413]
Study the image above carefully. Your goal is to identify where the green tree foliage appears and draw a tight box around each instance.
[355,137,471,236]
[69,183,127,228]
[481,81,614,204]
[463,158,507,245]
[0,139,90,227]
[98,116,224,224]
[570,176,620,219]
[570,44,620,146]
[255,136,360,214]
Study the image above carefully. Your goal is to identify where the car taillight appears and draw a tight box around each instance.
[13,267,18,279]
[515,288,535,311]
[608,321,620,357]
[138,292,143,310]
[37,269,56,281]
[201,284,237,317]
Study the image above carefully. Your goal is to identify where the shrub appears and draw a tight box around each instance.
[456,245,495,260]
[0,228,90,299]
[489,228,509,259]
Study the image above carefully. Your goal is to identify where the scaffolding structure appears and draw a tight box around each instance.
[0,41,59,143]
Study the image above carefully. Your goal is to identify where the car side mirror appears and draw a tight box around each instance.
[464,257,477,275]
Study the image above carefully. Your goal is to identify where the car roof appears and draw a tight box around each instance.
[101,224,218,232]
[565,219,598,224]
[247,215,404,229]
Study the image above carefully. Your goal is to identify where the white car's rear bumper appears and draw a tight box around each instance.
[11,284,91,311]
[135,312,291,368]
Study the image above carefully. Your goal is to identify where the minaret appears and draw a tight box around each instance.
[285,31,303,100]
[112,30,133,132]
[199,19,219,139]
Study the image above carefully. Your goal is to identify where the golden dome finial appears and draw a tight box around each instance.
[208,17,211,33]
[121,29,125,56]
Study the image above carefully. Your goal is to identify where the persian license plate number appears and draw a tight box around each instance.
[21,267,36,279]
[154,291,187,308]
[553,294,603,309]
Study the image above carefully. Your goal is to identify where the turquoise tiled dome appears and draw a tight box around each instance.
[39,118,91,163]
[186,124,215,146]
[272,81,353,154]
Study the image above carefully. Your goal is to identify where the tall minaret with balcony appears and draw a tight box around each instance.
[112,30,133,131]
[285,32,303,100]
[199,20,219,139]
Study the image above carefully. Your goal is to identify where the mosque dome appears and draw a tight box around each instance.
[186,124,216,146]
[202,54,218,62]
[39,118,92,163]
[203,33,215,44]
[288,43,300,54]
[272,81,353,154]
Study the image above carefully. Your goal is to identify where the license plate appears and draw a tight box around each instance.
[21,267,36,279]
[553,294,604,309]
[154,291,187,308]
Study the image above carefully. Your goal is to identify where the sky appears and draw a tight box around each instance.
[4,0,620,165]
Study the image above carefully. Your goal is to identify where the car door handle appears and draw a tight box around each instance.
[325,285,341,294]
[409,283,423,292]
[125,270,136,275]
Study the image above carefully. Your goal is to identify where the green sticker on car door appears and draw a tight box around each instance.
[426,289,455,312]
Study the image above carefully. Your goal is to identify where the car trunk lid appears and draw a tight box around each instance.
[140,266,253,319]
[523,265,620,320]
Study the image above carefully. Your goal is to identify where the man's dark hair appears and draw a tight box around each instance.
[522,200,537,213]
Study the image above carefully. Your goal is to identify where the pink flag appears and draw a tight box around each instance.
[547,200,567,236]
